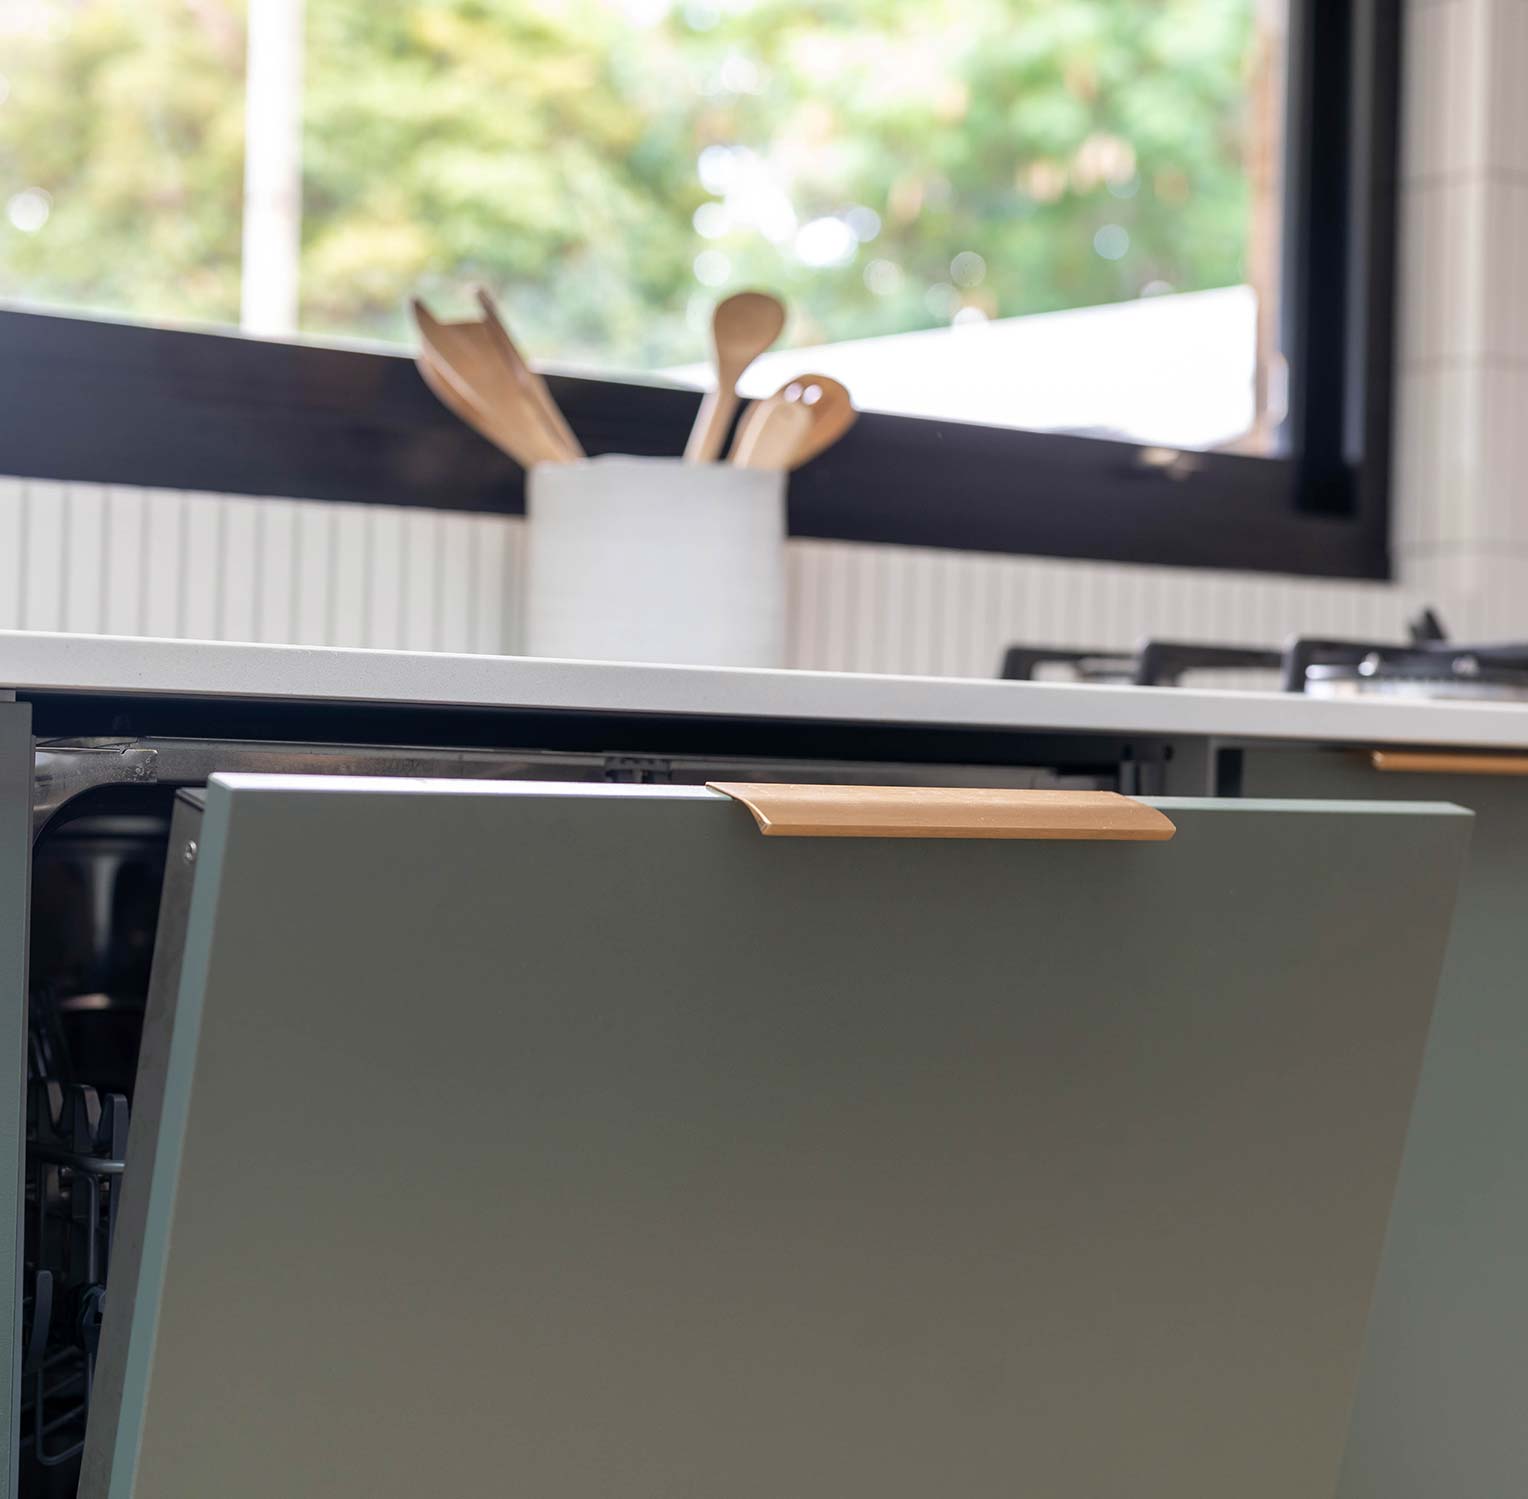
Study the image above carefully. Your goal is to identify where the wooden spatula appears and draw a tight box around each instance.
[415,346,545,470]
[474,288,584,460]
[411,299,573,466]
[685,291,787,463]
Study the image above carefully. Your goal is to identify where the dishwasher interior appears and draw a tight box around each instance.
[18,719,1135,1499]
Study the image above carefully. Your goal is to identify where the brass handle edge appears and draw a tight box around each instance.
[706,783,1176,841]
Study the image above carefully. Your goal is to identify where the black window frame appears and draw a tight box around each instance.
[0,0,1398,581]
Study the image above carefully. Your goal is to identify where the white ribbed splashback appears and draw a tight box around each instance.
[0,479,523,656]
[785,538,1413,682]
[0,474,1439,683]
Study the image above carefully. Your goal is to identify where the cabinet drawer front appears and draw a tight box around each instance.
[86,781,1471,1499]
[1241,747,1528,1499]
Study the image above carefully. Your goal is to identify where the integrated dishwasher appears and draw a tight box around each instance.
[0,640,1480,1499]
[18,690,1121,1499]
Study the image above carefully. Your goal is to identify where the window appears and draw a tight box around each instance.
[0,0,1398,578]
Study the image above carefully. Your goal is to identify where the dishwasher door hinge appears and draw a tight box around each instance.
[32,739,160,842]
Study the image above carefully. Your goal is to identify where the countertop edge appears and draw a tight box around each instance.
[6,630,1528,751]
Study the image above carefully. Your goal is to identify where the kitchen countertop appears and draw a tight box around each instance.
[5,629,1528,751]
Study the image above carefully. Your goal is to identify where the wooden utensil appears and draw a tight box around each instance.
[415,347,547,469]
[776,374,855,468]
[730,374,856,471]
[685,291,787,463]
[411,300,568,466]
[474,287,584,460]
[730,392,813,471]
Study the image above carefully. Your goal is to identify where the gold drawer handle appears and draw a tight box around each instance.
[706,784,1176,841]
[1370,750,1528,777]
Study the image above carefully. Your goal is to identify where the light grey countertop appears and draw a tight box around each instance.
[4,629,1528,750]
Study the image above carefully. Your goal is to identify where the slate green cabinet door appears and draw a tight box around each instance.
[84,779,1472,1499]
[1240,748,1528,1499]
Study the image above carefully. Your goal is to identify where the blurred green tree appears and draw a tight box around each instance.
[0,0,1255,367]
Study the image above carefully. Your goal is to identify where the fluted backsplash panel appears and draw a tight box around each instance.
[0,474,1432,683]
[0,478,524,657]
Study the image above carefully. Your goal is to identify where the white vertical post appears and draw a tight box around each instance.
[1244,0,1286,451]
[240,0,305,336]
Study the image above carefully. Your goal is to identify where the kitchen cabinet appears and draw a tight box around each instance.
[80,775,1469,1499]
[1238,747,1528,1499]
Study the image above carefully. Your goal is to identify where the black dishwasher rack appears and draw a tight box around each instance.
[21,1077,128,1496]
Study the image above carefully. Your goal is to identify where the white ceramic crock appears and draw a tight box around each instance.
[523,455,787,668]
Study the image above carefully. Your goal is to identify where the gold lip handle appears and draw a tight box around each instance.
[1368,750,1528,776]
[706,784,1176,841]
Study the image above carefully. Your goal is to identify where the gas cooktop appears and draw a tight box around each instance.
[1001,609,1528,704]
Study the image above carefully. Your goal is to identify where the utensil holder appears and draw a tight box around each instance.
[524,455,787,668]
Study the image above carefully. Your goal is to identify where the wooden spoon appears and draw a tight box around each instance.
[685,291,787,463]
[730,393,813,471]
[474,287,584,460]
[731,374,856,471]
[775,374,855,468]
[411,300,566,466]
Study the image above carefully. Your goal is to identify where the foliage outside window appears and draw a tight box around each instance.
[0,0,1280,448]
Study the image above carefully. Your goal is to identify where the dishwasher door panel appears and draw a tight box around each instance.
[83,778,1471,1499]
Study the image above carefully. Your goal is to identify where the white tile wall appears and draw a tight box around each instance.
[1401,0,1507,183]
[1483,0,1528,176]
[1394,0,1528,366]
[1480,180,1528,361]
[1478,366,1528,544]
[1387,0,1528,611]
[1392,364,1486,551]
[3,0,1526,679]
[1397,176,1487,364]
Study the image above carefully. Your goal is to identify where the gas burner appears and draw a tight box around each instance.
[1303,651,1528,703]
[1284,611,1528,700]
[1000,608,1528,702]
[1000,648,1136,686]
[1001,642,1281,688]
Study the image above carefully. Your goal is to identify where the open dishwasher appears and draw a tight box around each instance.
[0,637,1474,1499]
